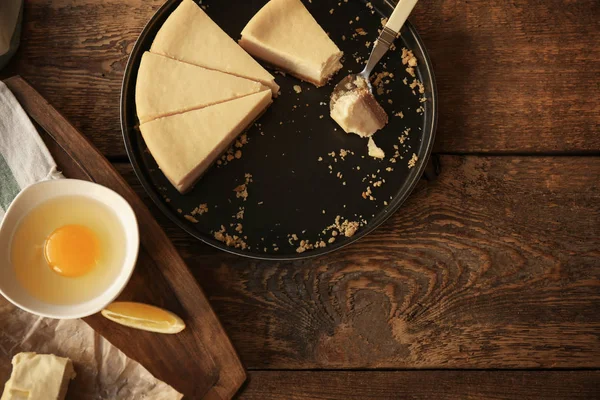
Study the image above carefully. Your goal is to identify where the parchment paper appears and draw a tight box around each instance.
[0,297,183,399]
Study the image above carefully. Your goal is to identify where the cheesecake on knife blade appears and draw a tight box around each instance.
[330,76,388,138]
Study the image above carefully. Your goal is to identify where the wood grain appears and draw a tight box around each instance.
[407,0,600,153]
[238,371,600,400]
[1,0,163,158]
[1,0,598,156]
[114,155,600,369]
[4,77,246,399]
[3,0,598,396]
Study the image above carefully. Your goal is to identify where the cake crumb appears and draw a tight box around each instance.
[293,85,302,93]
[296,239,315,253]
[214,225,248,250]
[367,137,385,159]
[190,203,209,216]
[343,222,359,237]
[410,79,425,94]
[401,48,418,67]
[184,215,199,223]
[395,111,404,118]
[234,173,253,201]
[236,207,245,220]
[408,153,418,168]
[234,133,248,148]
[219,134,249,166]
[329,216,360,237]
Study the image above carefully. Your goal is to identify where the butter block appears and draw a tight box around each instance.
[1,353,76,400]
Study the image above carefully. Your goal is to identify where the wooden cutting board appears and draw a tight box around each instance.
[3,76,246,400]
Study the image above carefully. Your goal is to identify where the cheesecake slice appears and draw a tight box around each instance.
[136,52,268,124]
[330,78,388,137]
[1,353,76,400]
[240,0,343,87]
[150,0,279,95]
[140,90,272,193]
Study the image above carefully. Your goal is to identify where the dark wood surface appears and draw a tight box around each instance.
[2,0,599,398]
[3,77,245,400]
[236,371,600,399]
[2,0,599,156]
[115,155,600,369]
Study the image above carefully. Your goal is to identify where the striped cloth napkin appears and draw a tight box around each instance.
[0,81,63,220]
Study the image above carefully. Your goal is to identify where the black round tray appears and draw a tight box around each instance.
[121,0,437,260]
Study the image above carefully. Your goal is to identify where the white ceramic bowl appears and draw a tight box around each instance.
[0,179,139,319]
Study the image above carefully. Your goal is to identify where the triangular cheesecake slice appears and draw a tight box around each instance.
[240,0,343,87]
[150,0,279,95]
[136,52,268,123]
[140,90,272,193]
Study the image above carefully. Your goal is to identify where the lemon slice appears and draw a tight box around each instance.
[101,302,186,334]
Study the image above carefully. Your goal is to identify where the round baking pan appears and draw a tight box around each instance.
[121,0,437,260]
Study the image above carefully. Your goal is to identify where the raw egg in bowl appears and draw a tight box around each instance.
[0,179,139,319]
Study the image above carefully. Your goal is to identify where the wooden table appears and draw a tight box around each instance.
[3,0,599,398]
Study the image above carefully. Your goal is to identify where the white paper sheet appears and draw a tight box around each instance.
[0,298,183,399]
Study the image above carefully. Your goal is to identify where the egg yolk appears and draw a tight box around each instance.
[44,224,100,277]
